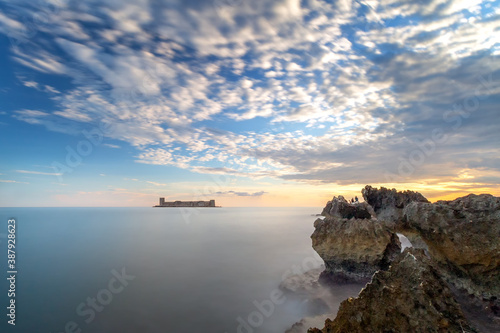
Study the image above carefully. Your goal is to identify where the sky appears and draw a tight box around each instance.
[0,0,499,207]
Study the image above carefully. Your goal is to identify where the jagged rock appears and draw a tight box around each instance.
[307,187,500,332]
[311,216,401,283]
[308,249,476,333]
[361,185,429,225]
[402,194,500,298]
[286,315,331,333]
[321,196,372,219]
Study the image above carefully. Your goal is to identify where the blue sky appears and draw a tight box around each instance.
[0,0,499,207]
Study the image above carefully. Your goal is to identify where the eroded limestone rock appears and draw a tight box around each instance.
[311,215,401,283]
[305,187,500,332]
[402,194,500,297]
[321,195,373,219]
[308,249,476,333]
[361,185,429,225]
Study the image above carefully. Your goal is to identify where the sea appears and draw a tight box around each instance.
[0,207,363,333]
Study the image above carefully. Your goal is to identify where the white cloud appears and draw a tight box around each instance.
[103,143,121,149]
[13,110,51,125]
[16,170,62,176]
[146,181,168,186]
[0,179,29,184]
[104,1,152,34]
[215,190,268,197]
[23,81,39,89]
[44,85,61,94]
[0,12,24,35]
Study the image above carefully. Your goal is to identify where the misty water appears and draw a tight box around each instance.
[0,207,363,333]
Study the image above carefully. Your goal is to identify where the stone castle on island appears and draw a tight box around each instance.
[154,198,216,207]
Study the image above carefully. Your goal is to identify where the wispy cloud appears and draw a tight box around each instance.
[19,76,61,94]
[103,143,121,149]
[146,181,168,186]
[215,191,267,197]
[0,179,29,184]
[16,170,62,176]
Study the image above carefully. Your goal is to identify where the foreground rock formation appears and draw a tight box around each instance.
[308,249,475,333]
[361,185,429,226]
[312,196,400,283]
[320,196,373,219]
[307,186,500,332]
[403,194,500,298]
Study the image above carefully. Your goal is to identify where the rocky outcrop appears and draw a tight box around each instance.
[321,195,373,219]
[361,185,429,226]
[305,187,500,333]
[312,196,401,283]
[360,187,500,298]
[308,249,476,333]
[402,194,500,298]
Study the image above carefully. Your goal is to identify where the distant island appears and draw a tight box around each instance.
[154,198,217,207]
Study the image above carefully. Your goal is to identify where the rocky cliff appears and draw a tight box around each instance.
[321,195,373,219]
[312,196,400,283]
[308,249,476,333]
[361,185,429,226]
[307,186,500,332]
[402,194,500,298]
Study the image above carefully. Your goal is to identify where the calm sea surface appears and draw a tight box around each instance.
[0,207,360,333]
